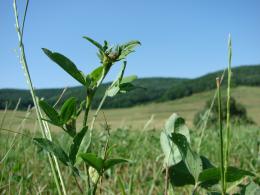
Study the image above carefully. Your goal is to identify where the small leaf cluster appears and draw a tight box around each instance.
[160,113,255,194]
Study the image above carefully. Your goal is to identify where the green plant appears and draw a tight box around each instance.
[160,36,256,195]
[32,36,140,194]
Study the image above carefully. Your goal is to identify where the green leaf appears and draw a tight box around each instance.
[118,176,127,195]
[169,160,195,186]
[89,66,104,88]
[104,158,129,171]
[168,155,214,187]
[120,75,137,84]
[241,181,260,195]
[76,100,85,116]
[170,133,202,182]
[69,127,88,165]
[33,138,70,166]
[107,86,120,97]
[83,36,104,51]
[39,100,62,126]
[42,48,86,86]
[160,113,190,167]
[119,83,136,93]
[107,62,126,97]
[118,40,141,60]
[60,97,77,123]
[80,153,104,174]
[199,167,255,184]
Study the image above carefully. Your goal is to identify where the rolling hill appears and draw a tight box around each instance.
[1,64,260,110]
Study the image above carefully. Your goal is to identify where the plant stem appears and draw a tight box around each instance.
[83,93,93,128]
[13,1,66,194]
[216,77,226,195]
[90,93,108,131]
[224,34,232,192]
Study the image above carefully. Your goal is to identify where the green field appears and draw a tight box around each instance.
[0,86,259,194]
[2,86,259,131]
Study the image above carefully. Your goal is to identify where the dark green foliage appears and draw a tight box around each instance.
[42,48,87,86]
[69,127,88,165]
[199,166,255,184]
[193,96,254,126]
[2,65,260,110]
[33,138,70,166]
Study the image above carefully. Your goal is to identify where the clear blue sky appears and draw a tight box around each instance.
[1,0,260,89]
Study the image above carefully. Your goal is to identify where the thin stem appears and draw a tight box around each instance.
[83,92,93,128]
[90,93,108,131]
[73,174,83,194]
[164,166,169,195]
[13,1,66,194]
[197,68,227,153]
[224,34,232,192]
[216,77,226,195]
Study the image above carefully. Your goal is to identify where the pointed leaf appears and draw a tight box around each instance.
[80,153,104,174]
[104,158,129,171]
[83,36,104,51]
[120,75,137,84]
[89,66,104,87]
[69,127,88,165]
[39,100,62,126]
[118,40,141,60]
[42,48,86,85]
[33,138,70,166]
[60,97,77,123]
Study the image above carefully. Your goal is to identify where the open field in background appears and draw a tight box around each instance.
[1,86,260,132]
[0,86,259,194]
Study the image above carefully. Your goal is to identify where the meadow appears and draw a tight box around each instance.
[0,86,259,194]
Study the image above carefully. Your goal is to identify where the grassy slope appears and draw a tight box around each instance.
[1,64,260,110]
[89,86,260,129]
[1,86,259,131]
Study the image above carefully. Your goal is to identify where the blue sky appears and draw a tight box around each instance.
[1,0,260,89]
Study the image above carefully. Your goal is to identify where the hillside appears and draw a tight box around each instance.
[1,86,259,131]
[1,64,260,110]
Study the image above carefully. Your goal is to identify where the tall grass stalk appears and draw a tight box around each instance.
[216,77,226,195]
[224,34,232,191]
[13,1,66,194]
[197,68,226,153]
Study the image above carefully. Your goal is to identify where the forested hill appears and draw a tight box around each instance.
[1,65,260,110]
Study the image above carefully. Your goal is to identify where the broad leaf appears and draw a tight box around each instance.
[60,97,77,123]
[160,113,190,167]
[80,153,104,174]
[39,100,62,126]
[168,156,215,187]
[104,158,129,171]
[169,160,195,186]
[170,133,202,182]
[42,48,86,86]
[33,138,70,166]
[199,166,254,184]
[69,127,88,165]
[241,181,260,195]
